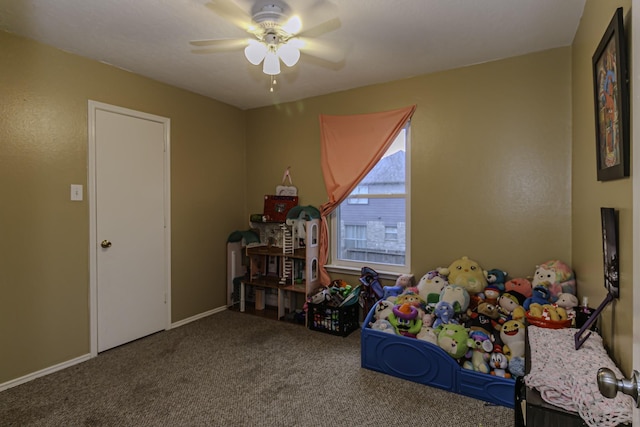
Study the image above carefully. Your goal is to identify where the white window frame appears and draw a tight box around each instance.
[327,125,411,276]
[347,185,369,204]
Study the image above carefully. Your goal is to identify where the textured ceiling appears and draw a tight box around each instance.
[0,0,586,110]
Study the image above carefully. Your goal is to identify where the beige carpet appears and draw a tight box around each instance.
[0,310,514,426]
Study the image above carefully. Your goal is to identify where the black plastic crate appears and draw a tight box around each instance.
[307,303,359,337]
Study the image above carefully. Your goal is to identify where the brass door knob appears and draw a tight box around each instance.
[101,240,112,248]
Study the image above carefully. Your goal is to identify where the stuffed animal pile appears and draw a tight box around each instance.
[367,256,577,379]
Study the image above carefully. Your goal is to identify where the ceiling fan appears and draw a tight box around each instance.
[190,0,343,83]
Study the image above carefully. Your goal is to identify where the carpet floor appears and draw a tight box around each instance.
[0,310,515,426]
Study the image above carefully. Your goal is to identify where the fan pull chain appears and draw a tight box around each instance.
[270,76,277,92]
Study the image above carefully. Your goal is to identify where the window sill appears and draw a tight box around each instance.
[325,264,404,281]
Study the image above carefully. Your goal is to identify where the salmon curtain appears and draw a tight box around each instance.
[318,105,417,285]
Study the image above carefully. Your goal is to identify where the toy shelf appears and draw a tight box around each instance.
[228,218,321,323]
[245,245,307,259]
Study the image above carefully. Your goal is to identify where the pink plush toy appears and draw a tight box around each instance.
[531,260,576,303]
[504,277,533,299]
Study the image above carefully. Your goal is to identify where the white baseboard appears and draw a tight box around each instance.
[0,353,93,392]
[170,305,226,329]
[0,305,228,392]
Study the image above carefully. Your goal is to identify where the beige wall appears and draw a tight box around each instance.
[246,47,572,283]
[571,0,632,374]
[0,31,246,383]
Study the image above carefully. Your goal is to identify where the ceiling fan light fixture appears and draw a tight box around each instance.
[277,42,300,67]
[252,4,286,27]
[263,50,281,75]
[244,39,268,65]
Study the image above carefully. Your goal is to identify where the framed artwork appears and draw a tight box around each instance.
[592,7,629,181]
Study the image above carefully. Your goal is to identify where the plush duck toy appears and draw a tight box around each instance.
[440,256,488,296]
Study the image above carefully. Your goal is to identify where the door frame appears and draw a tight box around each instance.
[633,2,639,423]
[87,100,172,357]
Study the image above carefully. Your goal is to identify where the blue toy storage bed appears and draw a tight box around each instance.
[360,306,516,408]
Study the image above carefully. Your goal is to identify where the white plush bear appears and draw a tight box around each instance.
[369,319,396,334]
[555,292,579,321]
[415,269,448,304]
[416,325,438,344]
[373,300,395,321]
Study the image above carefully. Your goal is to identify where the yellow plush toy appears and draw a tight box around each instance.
[440,256,488,295]
[528,303,568,322]
[500,319,526,360]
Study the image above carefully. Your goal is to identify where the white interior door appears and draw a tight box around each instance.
[89,101,171,353]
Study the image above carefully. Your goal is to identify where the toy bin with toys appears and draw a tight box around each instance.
[358,257,580,409]
[361,303,516,408]
[308,303,359,336]
[359,257,580,409]
[307,280,361,337]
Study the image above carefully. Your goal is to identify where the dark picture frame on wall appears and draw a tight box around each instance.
[574,207,620,350]
[601,207,619,298]
[592,7,629,182]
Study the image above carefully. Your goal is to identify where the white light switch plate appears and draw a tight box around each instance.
[71,184,83,201]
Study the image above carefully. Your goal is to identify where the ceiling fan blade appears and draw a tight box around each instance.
[295,0,339,34]
[296,17,341,39]
[189,38,246,47]
[305,0,339,16]
[297,37,346,63]
[189,38,248,52]
[205,0,253,30]
[191,47,233,55]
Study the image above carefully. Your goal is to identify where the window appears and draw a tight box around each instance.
[330,125,410,273]
[347,185,369,204]
[385,226,398,242]
[344,225,367,248]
